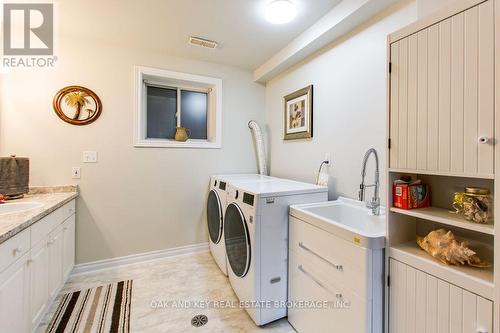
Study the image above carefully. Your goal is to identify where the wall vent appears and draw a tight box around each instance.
[189,36,218,49]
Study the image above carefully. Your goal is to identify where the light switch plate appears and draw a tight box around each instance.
[83,151,98,163]
[72,167,81,179]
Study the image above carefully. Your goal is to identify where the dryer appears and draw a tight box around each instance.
[207,174,274,276]
[224,179,328,325]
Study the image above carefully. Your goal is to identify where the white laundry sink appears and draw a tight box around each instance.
[290,196,386,249]
[0,201,44,215]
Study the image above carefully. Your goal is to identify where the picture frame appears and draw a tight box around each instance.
[283,85,313,140]
[53,86,102,126]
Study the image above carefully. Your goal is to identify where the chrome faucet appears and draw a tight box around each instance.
[359,148,380,215]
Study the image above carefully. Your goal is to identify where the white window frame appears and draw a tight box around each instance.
[134,65,222,148]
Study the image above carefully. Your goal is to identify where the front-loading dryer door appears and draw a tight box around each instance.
[207,189,223,244]
[224,203,251,278]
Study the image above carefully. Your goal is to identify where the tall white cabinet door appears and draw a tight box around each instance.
[48,226,63,299]
[389,259,493,333]
[30,238,50,330]
[0,253,30,333]
[389,0,494,176]
[62,215,75,280]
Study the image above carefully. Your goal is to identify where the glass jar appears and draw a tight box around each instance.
[452,187,492,224]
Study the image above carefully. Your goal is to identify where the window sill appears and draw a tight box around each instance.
[134,138,221,149]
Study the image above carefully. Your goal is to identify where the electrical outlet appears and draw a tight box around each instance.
[72,167,81,179]
[83,151,98,163]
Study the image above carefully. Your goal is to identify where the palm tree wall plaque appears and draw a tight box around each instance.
[53,86,102,125]
[64,91,89,120]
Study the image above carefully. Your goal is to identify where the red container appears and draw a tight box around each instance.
[393,183,430,210]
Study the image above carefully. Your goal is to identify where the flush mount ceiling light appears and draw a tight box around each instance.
[265,0,297,24]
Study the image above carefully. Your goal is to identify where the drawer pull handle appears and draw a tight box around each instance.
[298,242,343,271]
[12,248,22,256]
[47,239,54,245]
[298,265,342,298]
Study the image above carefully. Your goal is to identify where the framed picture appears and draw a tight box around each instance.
[283,85,313,140]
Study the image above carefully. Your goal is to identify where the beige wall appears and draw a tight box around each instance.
[0,39,264,264]
[264,0,417,202]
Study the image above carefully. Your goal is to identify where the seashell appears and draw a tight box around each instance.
[416,229,490,268]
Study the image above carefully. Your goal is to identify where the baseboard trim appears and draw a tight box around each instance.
[71,242,209,276]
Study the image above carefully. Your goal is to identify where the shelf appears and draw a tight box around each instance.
[388,168,495,180]
[390,207,495,235]
[389,242,494,300]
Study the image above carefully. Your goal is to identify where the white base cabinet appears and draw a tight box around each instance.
[48,225,64,300]
[62,215,75,281]
[389,259,493,333]
[0,199,76,333]
[0,252,30,333]
[30,238,49,329]
[288,216,384,333]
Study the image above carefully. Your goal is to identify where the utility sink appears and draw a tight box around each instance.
[290,196,386,249]
[0,201,44,215]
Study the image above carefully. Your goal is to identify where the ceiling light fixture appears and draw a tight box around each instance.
[265,0,297,24]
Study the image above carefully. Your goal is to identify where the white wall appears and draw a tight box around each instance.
[0,40,264,264]
[264,0,417,202]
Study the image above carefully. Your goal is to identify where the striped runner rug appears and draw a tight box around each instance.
[46,280,133,333]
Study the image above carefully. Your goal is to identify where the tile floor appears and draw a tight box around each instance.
[37,251,295,333]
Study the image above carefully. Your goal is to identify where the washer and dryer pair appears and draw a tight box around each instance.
[207,174,328,325]
[207,174,273,276]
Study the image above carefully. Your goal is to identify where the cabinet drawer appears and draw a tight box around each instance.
[289,217,371,299]
[288,250,370,333]
[60,200,75,222]
[0,229,30,272]
[31,210,61,246]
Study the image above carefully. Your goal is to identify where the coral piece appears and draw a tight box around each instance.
[416,229,490,268]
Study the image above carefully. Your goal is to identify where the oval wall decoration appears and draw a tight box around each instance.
[53,86,102,125]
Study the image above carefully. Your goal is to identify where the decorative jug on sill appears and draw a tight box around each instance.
[174,127,191,142]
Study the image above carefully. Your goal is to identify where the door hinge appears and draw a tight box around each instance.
[389,62,392,73]
[388,138,391,149]
[387,275,391,287]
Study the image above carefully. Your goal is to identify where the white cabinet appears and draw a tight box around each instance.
[389,259,493,333]
[0,199,76,333]
[48,225,63,300]
[29,238,49,329]
[62,215,75,281]
[288,216,384,333]
[0,252,30,333]
[389,0,494,177]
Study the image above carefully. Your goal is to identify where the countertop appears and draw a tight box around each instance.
[0,185,79,244]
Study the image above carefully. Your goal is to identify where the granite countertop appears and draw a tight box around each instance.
[0,185,79,244]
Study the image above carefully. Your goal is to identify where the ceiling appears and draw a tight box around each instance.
[59,0,341,70]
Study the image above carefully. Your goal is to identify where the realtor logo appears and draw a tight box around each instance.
[2,3,56,68]
[3,3,53,55]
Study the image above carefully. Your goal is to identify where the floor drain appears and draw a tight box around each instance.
[191,314,208,327]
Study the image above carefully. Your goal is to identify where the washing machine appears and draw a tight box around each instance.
[207,174,275,276]
[224,179,328,325]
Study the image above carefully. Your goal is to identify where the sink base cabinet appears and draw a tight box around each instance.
[0,252,30,333]
[288,216,384,333]
[0,199,76,333]
[389,258,493,333]
[30,238,50,329]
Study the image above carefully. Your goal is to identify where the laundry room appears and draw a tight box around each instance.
[0,0,497,332]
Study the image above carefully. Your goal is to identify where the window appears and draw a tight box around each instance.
[135,66,222,148]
